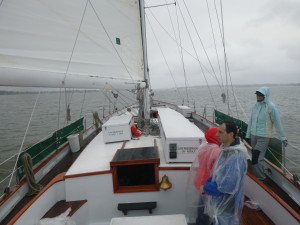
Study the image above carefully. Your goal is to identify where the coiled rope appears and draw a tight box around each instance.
[21,153,43,196]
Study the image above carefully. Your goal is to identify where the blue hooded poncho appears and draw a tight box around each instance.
[246,86,287,141]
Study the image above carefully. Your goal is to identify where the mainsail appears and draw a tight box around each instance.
[0,0,146,89]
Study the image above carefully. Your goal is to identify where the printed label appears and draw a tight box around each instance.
[177,146,197,153]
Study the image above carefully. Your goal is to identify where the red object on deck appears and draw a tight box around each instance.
[131,125,142,137]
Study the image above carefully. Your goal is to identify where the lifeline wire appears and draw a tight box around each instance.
[8,91,41,187]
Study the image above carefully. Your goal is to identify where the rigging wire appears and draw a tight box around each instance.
[145,13,183,101]
[102,90,120,113]
[62,0,89,86]
[57,88,62,130]
[266,149,293,177]
[205,0,225,93]
[176,1,216,108]
[59,0,89,124]
[80,90,87,117]
[145,2,175,9]
[218,0,231,115]
[175,0,190,106]
[213,0,225,89]
[218,0,239,118]
[115,90,136,103]
[0,153,18,167]
[181,0,223,92]
[88,0,135,82]
[8,91,41,188]
[231,89,249,122]
[146,8,220,84]
[114,90,136,106]
[165,0,185,105]
[64,88,74,123]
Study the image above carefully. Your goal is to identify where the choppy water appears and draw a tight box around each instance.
[0,85,299,192]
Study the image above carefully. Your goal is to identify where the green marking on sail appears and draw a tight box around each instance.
[16,118,84,181]
[214,110,282,168]
[116,37,121,45]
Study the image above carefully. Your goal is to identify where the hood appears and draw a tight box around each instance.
[256,86,270,102]
[205,127,220,145]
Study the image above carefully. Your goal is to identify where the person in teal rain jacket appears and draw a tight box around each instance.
[245,86,287,181]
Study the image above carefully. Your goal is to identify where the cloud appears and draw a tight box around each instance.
[146,0,300,89]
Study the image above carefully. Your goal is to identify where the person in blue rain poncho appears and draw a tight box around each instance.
[203,121,248,225]
[245,86,287,181]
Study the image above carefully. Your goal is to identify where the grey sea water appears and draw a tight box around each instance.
[0,84,299,192]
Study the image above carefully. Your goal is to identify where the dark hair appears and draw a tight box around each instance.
[221,121,237,137]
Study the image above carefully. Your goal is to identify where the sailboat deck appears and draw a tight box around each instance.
[66,132,190,176]
[1,131,278,225]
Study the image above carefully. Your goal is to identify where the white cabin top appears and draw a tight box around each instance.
[157,108,204,139]
[66,130,190,176]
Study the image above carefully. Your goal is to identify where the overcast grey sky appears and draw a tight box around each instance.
[145,0,300,89]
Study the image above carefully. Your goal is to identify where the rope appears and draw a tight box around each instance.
[8,91,41,188]
[21,153,43,196]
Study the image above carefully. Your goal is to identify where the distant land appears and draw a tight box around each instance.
[0,83,299,94]
[0,89,98,95]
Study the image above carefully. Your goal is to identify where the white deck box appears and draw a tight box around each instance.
[176,105,192,118]
[157,108,205,163]
[102,114,133,143]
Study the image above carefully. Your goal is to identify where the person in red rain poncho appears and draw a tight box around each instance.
[187,127,221,225]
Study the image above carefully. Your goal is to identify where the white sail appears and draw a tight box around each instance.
[0,0,145,89]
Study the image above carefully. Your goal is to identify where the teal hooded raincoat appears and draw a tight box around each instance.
[246,87,287,141]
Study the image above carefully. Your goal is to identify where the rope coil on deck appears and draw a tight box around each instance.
[22,153,43,196]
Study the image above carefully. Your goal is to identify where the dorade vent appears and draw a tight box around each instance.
[110,146,160,193]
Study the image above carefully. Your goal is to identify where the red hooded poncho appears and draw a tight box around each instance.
[194,127,220,189]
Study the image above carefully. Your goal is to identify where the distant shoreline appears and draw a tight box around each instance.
[0,83,299,95]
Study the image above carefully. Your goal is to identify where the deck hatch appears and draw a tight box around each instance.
[110,146,160,193]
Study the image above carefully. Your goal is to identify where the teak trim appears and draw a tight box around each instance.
[247,171,300,222]
[6,172,66,225]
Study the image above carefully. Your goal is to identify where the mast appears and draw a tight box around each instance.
[139,0,151,121]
